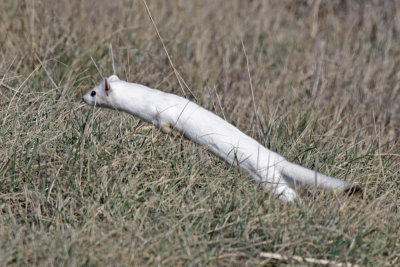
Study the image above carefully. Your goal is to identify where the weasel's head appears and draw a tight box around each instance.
[83,75,120,108]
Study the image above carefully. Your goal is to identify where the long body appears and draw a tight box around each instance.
[83,75,358,202]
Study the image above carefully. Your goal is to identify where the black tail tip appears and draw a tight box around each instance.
[344,185,363,196]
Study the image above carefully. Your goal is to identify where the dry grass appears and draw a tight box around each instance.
[1,0,400,266]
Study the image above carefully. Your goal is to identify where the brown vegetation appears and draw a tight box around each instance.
[1,0,399,265]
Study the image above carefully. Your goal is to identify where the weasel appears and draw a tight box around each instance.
[83,75,360,202]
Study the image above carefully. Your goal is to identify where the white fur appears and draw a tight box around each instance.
[83,75,356,202]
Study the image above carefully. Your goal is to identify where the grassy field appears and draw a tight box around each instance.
[1,0,400,266]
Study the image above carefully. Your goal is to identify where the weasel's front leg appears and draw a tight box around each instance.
[160,122,173,134]
[160,122,181,137]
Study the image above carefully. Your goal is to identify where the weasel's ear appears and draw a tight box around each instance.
[104,78,111,96]
[108,75,120,82]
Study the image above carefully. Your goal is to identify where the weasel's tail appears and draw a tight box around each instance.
[278,161,358,193]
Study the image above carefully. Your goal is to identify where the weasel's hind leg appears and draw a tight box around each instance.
[251,172,298,202]
[253,167,298,202]
[273,183,298,202]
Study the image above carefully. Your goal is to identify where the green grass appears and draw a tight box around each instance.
[1,0,400,266]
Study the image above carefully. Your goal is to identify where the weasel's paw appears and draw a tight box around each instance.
[172,130,182,137]
[160,123,173,134]
[160,122,182,137]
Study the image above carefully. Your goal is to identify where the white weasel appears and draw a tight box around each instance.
[83,75,359,202]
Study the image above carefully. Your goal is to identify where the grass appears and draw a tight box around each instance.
[1,0,399,266]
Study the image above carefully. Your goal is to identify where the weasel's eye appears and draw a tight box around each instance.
[90,91,96,97]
